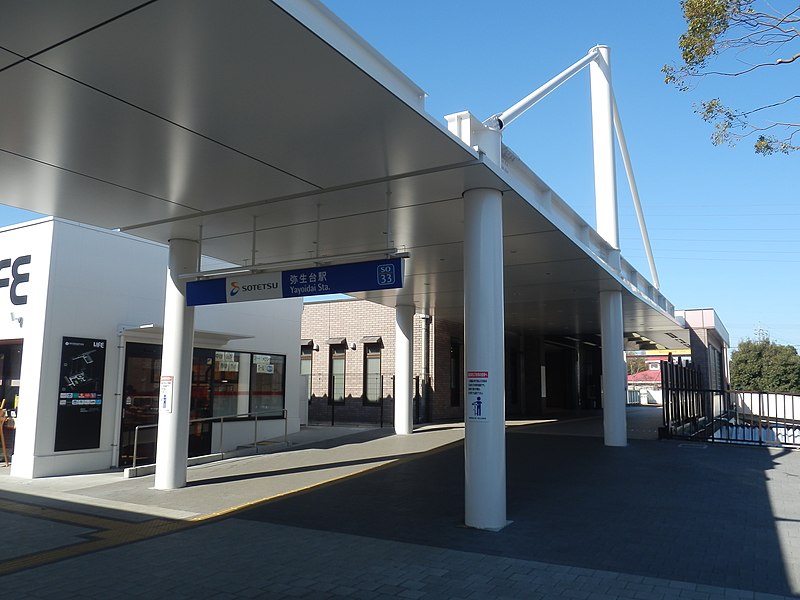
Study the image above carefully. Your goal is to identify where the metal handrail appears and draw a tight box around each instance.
[132,408,287,468]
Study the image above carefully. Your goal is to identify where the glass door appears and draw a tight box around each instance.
[0,342,22,458]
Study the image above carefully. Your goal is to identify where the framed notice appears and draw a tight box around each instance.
[54,337,107,452]
[466,371,489,423]
[159,375,174,413]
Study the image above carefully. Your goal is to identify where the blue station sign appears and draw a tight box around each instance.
[186,257,403,307]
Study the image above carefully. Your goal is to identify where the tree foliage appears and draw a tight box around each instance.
[730,337,800,393]
[627,356,647,375]
[664,0,800,154]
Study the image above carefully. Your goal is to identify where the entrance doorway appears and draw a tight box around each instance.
[0,341,22,459]
[544,343,579,410]
[119,342,213,467]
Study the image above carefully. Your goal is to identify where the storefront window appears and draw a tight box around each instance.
[250,354,286,415]
[120,343,162,466]
[0,343,23,416]
[211,350,241,417]
[119,343,286,466]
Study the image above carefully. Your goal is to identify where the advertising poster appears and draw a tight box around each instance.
[54,336,107,451]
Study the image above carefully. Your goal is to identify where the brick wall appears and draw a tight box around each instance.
[300,299,460,425]
[430,318,464,422]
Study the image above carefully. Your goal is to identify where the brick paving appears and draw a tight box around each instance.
[0,408,799,599]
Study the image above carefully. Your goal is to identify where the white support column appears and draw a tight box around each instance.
[590,45,619,257]
[445,110,507,529]
[464,186,507,531]
[590,45,627,447]
[600,289,627,446]
[155,238,199,490]
[394,304,414,435]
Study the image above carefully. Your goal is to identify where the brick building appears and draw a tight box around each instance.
[300,298,616,426]
[301,299,465,426]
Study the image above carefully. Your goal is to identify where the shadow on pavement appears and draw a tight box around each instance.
[236,430,798,596]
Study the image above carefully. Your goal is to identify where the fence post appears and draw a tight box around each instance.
[379,376,385,428]
[133,426,140,468]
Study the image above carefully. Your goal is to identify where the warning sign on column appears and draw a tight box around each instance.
[467,371,489,422]
[159,375,174,413]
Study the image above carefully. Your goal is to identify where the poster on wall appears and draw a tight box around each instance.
[54,336,107,452]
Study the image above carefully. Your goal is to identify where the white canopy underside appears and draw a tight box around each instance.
[0,0,687,349]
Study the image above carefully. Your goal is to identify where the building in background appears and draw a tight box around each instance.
[626,309,730,405]
[301,298,608,426]
[303,301,730,424]
[674,309,730,392]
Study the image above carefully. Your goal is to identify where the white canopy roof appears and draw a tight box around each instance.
[0,0,687,349]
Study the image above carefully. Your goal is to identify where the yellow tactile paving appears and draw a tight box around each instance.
[0,437,461,576]
[0,498,193,576]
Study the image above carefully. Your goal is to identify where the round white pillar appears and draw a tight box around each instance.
[600,289,627,447]
[155,238,198,490]
[590,45,619,256]
[463,186,507,531]
[394,304,414,435]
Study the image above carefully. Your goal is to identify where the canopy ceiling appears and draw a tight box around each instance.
[0,0,688,350]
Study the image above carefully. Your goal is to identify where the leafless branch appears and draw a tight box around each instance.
[703,51,800,76]
[739,95,800,117]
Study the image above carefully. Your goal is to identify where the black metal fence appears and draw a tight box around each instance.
[662,360,800,447]
[305,373,430,427]
[307,374,394,427]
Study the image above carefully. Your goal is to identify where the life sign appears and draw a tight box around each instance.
[0,254,31,306]
[186,258,403,307]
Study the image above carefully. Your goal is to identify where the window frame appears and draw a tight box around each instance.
[362,342,382,404]
[328,344,346,404]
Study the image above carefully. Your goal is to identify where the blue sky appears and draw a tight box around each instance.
[321,0,800,351]
[1,1,797,350]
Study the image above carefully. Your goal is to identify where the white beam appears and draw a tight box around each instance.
[590,46,619,259]
[612,96,660,289]
[488,47,600,130]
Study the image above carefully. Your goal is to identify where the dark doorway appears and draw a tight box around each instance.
[544,343,578,410]
[0,341,22,458]
[449,339,462,407]
[505,348,520,416]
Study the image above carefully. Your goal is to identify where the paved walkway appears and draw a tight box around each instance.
[1,406,799,599]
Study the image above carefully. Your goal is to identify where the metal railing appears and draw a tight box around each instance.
[711,390,800,446]
[132,408,287,468]
[307,373,394,427]
[661,360,800,448]
[663,387,800,447]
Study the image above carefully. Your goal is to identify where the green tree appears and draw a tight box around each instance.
[627,355,647,375]
[730,337,800,393]
[663,0,800,154]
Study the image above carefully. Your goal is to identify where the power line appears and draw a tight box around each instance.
[624,254,800,263]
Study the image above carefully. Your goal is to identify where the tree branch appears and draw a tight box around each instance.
[703,51,800,76]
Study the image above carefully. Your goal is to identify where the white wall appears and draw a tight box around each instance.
[4,218,303,478]
[0,219,54,476]
[13,219,167,477]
